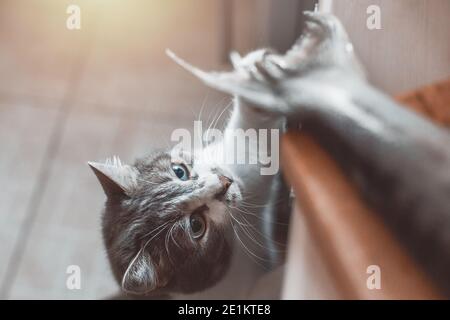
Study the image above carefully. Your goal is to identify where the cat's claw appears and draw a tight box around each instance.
[283,11,359,71]
[303,11,339,36]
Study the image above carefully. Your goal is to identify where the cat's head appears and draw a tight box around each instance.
[88,150,241,295]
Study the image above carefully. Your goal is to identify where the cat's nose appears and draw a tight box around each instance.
[218,175,233,191]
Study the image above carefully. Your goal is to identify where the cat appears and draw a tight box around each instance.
[88,50,287,297]
[176,11,450,297]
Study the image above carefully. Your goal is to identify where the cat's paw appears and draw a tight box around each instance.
[282,11,365,79]
[230,12,364,81]
[229,49,287,85]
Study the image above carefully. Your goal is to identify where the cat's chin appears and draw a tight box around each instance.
[225,177,242,206]
[216,190,241,207]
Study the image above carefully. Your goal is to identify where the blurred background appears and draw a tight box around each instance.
[0,0,448,299]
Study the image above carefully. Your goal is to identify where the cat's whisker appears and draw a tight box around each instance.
[228,216,271,269]
[193,95,209,145]
[169,222,182,250]
[165,225,174,264]
[228,204,289,226]
[204,103,222,145]
[228,205,263,218]
[240,194,287,207]
[198,93,209,123]
[205,99,232,147]
[139,219,174,240]
[227,208,251,227]
[235,209,286,248]
[228,209,272,251]
[227,207,285,251]
[228,208,272,252]
[211,100,233,133]
[240,201,271,208]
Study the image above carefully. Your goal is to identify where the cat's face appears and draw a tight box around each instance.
[88,150,241,295]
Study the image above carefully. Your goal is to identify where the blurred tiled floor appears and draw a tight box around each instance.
[0,0,229,299]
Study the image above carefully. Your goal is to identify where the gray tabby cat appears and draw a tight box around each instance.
[91,10,450,297]
[88,50,286,297]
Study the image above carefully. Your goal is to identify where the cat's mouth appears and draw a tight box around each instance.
[214,188,241,208]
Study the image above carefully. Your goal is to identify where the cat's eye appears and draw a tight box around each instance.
[172,163,189,181]
[190,213,206,239]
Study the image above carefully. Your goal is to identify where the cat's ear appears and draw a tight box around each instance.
[121,251,167,295]
[166,49,287,111]
[87,156,138,197]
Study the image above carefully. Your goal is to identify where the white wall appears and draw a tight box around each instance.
[329,0,450,94]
